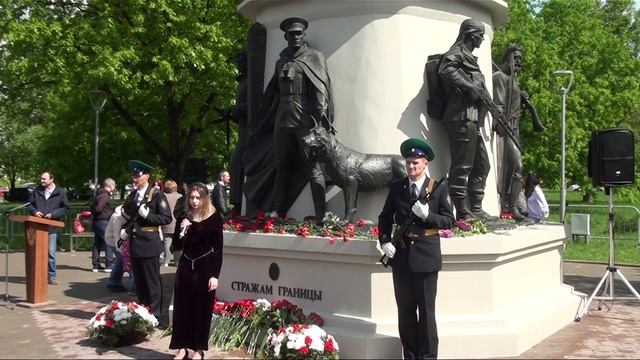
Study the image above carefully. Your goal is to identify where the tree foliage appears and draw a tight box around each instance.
[0,0,249,188]
[493,0,640,202]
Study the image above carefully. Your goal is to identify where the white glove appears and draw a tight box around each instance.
[138,204,150,218]
[119,228,128,240]
[381,243,396,259]
[411,201,430,220]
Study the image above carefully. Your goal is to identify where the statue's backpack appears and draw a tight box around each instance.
[425,54,446,121]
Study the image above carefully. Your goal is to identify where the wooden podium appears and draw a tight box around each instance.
[9,215,64,307]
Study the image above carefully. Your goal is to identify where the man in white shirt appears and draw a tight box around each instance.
[524,175,549,222]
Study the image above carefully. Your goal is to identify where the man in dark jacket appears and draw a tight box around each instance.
[212,170,231,218]
[27,170,70,285]
[90,178,116,272]
[378,139,455,359]
[121,160,172,319]
[438,18,492,220]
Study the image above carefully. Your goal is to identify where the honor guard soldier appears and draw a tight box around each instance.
[378,139,455,359]
[121,160,172,320]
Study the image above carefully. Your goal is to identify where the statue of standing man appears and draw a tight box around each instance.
[493,43,544,221]
[438,19,493,220]
[263,17,334,224]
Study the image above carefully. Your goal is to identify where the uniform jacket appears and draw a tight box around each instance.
[27,185,70,233]
[123,186,172,258]
[378,177,455,273]
[438,43,487,125]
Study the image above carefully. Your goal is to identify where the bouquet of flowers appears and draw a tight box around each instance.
[210,298,325,356]
[88,300,158,347]
[265,324,339,359]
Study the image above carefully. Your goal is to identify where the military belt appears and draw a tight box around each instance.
[135,226,159,233]
[405,228,439,240]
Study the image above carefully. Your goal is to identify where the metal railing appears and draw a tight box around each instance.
[1,204,96,250]
[549,203,640,244]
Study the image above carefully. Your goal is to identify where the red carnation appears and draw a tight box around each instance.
[324,338,336,352]
[357,219,365,227]
[299,346,310,356]
[305,336,313,346]
[105,319,114,328]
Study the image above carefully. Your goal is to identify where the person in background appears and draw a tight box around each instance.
[90,178,116,272]
[212,170,231,219]
[170,183,224,360]
[105,204,134,292]
[27,170,70,285]
[162,180,183,267]
[524,174,549,223]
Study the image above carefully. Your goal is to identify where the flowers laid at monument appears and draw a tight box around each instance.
[440,218,488,238]
[209,298,337,358]
[264,323,340,360]
[88,300,158,347]
[224,211,378,242]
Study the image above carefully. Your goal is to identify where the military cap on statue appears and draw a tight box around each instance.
[400,138,435,161]
[128,160,154,177]
[280,17,309,32]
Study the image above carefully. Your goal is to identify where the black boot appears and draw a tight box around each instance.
[508,178,526,222]
[451,196,474,220]
[469,195,496,221]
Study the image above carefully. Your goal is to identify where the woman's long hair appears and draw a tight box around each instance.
[188,183,214,221]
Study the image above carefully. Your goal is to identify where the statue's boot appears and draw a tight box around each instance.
[469,193,497,221]
[508,180,526,222]
[451,196,474,220]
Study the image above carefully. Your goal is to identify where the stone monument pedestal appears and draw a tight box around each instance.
[218,225,583,358]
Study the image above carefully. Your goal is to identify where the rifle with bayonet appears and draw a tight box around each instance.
[380,175,447,268]
[455,69,524,154]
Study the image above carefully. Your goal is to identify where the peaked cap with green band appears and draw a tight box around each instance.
[400,138,435,161]
[128,160,154,176]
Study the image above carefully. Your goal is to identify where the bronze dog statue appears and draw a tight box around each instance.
[303,126,407,222]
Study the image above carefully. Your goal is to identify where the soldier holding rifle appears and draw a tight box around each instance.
[378,138,454,359]
[493,43,545,221]
[438,18,494,221]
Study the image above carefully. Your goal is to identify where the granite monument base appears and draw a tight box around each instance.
[218,224,583,358]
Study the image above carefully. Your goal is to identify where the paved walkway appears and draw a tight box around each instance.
[0,251,639,359]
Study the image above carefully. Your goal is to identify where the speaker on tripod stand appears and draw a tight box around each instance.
[576,128,639,321]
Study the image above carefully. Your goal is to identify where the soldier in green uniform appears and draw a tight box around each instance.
[121,160,172,320]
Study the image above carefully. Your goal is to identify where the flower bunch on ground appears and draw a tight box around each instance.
[209,298,326,356]
[445,218,488,237]
[265,324,339,360]
[87,300,158,347]
[223,211,379,243]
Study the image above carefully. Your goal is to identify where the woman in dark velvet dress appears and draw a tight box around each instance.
[170,183,223,359]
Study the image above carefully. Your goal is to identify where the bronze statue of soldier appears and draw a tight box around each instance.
[263,17,334,224]
[438,19,493,220]
[493,43,544,221]
[227,51,248,213]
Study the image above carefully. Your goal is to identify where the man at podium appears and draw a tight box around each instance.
[27,170,70,285]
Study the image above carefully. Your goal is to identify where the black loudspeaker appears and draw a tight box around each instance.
[588,128,635,187]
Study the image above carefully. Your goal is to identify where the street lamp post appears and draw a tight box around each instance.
[553,70,573,223]
[89,90,107,196]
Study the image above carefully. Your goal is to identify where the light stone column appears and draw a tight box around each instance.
[238,0,508,221]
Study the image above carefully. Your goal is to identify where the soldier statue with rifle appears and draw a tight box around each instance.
[493,43,545,221]
[378,138,455,359]
[437,18,497,220]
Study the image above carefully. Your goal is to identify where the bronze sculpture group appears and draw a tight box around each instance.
[230,17,542,224]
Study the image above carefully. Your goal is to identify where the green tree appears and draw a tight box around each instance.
[493,0,640,202]
[0,0,249,185]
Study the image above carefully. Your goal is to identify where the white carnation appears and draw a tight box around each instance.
[274,343,281,358]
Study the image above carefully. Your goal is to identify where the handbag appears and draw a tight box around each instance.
[73,215,85,233]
